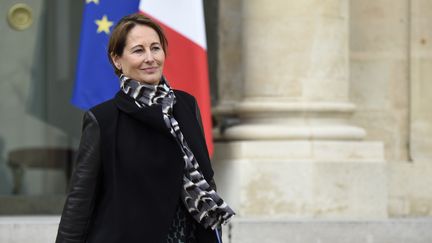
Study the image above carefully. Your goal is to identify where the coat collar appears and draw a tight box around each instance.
[114,91,171,136]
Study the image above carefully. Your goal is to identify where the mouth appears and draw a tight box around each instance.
[141,67,158,73]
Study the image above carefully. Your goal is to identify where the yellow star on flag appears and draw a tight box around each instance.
[95,15,113,34]
[86,0,99,4]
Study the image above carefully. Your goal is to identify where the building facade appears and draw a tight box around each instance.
[1,0,432,242]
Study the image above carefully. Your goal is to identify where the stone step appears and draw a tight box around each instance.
[224,218,432,243]
[1,216,432,243]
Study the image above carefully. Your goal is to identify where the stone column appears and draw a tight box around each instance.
[214,0,387,219]
[410,0,432,161]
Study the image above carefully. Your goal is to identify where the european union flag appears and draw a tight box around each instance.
[72,0,140,110]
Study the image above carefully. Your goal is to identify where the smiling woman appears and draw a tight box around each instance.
[110,25,165,85]
[55,13,234,243]
[107,15,168,85]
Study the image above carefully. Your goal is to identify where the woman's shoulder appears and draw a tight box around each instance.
[173,89,196,104]
[88,98,117,122]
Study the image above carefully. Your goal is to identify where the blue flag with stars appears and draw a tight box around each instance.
[72,0,140,110]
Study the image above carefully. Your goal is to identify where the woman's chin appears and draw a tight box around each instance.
[138,76,161,85]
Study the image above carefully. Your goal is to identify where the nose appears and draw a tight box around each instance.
[144,49,155,63]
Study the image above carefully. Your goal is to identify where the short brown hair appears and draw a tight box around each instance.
[107,13,168,76]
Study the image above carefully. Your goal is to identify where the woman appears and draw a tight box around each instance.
[56,13,234,243]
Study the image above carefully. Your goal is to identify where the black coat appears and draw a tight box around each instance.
[56,90,218,243]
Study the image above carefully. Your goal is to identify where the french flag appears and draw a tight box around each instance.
[139,0,214,155]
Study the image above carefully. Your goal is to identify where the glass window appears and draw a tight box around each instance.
[0,0,84,215]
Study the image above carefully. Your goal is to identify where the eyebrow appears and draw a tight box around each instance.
[150,42,161,46]
[130,44,143,49]
[130,42,161,49]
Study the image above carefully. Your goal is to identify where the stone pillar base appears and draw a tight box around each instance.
[213,140,387,219]
[221,218,432,243]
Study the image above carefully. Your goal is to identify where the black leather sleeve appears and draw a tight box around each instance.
[56,111,101,243]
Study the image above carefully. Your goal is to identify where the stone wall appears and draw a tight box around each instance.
[349,0,410,162]
[214,0,432,219]
[388,0,432,217]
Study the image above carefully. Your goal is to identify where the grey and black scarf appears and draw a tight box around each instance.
[120,75,235,230]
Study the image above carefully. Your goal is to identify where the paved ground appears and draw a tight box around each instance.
[1,216,432,243]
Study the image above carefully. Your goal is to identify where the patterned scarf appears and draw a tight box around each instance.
[120,75,235,230]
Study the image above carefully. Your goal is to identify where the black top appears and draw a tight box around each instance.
[166,201,198,243]
[56,90,218,243]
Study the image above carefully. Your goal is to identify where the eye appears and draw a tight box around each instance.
[132,48,143,53]
[151,46,161,52]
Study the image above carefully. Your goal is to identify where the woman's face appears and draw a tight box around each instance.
[112,24,165,84]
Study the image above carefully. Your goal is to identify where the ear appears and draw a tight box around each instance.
[111,53,122,70]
